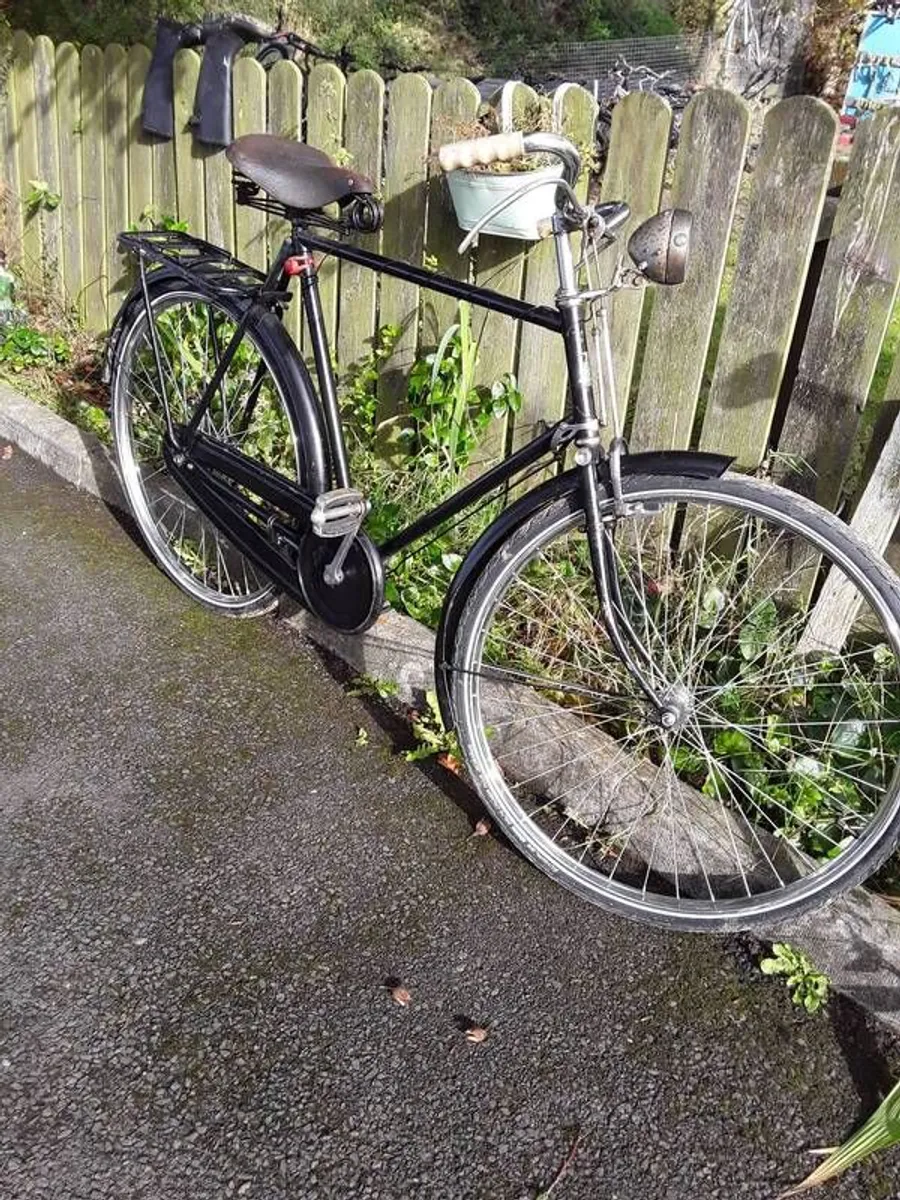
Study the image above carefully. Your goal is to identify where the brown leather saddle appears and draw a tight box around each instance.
[226,134,374,211]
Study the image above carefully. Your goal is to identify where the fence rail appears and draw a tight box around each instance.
[1,29,900,552]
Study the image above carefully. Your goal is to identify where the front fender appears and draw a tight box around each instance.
[434,449,732,729]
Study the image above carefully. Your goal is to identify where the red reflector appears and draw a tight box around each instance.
[284,255,313,276]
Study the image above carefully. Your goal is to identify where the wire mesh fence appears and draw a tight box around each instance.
[495,32,713,87]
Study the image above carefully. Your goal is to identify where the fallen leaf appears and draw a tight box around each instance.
[465,1025,488,1043]
[355,726,369,747]
[0,444,12,460]
[468,817,492,840]
[391,985,412,1007]
[437,750,461,774]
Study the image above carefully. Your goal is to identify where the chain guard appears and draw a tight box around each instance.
[297,530,384,633]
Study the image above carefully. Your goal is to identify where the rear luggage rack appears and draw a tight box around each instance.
[117,229,287,303]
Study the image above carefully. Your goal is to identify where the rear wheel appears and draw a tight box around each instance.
[111,285,304,616]
[448,474,900,930]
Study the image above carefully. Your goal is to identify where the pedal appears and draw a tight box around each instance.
[310,488,369,538]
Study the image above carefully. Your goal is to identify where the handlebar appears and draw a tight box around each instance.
[438,132,582,188]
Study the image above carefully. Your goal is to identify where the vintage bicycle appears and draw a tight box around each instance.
[105,128,900,931]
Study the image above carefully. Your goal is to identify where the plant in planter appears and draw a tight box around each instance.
[437,93,593,242]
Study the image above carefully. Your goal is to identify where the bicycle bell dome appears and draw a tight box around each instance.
[627,208,692,285]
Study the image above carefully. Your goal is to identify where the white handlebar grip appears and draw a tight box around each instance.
[438,131,526,172]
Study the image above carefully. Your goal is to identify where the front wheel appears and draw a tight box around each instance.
[448,474,900,931]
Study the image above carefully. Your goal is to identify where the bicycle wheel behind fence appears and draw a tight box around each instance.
[111,287,302,615]
[449,474,900,931]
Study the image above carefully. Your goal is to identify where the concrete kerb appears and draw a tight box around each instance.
[3,382,900,1033]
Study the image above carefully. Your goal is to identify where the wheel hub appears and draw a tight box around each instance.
[649,684,694,732]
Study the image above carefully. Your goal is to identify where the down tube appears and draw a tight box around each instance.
[378,425,561,558]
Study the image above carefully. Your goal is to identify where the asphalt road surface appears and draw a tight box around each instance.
[1,446,899,1199]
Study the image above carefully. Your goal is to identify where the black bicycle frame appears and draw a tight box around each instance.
[276,218,601,560]
[161,209,667,708]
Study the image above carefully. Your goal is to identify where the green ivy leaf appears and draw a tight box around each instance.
[713,728,753,756]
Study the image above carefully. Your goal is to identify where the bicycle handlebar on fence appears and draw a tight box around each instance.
[438,132,582,188]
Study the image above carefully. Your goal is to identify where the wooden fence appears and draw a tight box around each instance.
[1,30,900,555]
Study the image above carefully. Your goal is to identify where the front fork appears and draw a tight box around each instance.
[554,216,669,713]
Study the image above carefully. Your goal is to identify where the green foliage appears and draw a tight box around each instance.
[348,674,400,701]
[9,0,681,72]
[131,207,189,234]
[671,0,718,32]
[403,300,522,474]
[806,0,869,108]
[580,0,679,38]
[62,397,110,443]
[10,0,214,47]
[405,690,460,762]
[24,179,61,216]
[781,1076,900,1195]
[638,553,900,861]
[342,322,401,443]
[760,943,830,1014]
[341,305,517,630]
[0,324,69,372]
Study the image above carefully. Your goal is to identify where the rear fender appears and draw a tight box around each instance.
[433,449,732,728]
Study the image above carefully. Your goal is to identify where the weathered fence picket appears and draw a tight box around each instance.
[10,32,41,290]
[203,68,235,259]
[513,83,597,448]
[33,36,61,296]
[422,78,479,347]
[376,73,432,434]
[80,44,107,329]
[127,46,153,234]
[57,42,84,315]
[804,349,900,652]
[306,62,346,353]
[337,68,385,375]
[600,91,671,429]
[0,47,24,268]
[630,88,750,452]
[151,101,177,223]
[232,56,267,271]
[1,28,899,550]
[172,50,205,242]
[775,107,900,510]
[266,58,304,350]
[470,82,539,471]
[700,97,837,469]
[104,44,130,310]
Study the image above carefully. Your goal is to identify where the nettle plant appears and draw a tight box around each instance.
[404,300,521,471]
[340,302,521,626]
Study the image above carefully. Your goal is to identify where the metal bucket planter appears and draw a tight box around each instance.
[445,162,564,241]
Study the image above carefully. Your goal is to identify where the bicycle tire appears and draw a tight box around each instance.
[111,283,317,616]
[448,473,900,931]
